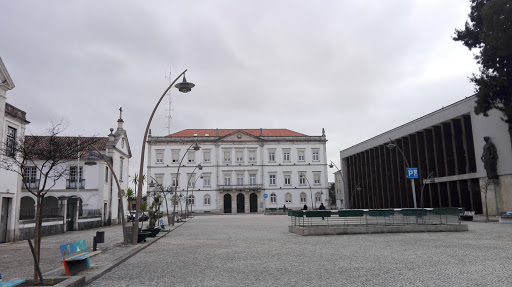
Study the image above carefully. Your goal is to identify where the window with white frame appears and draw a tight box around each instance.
[235,150,243,162]
[6,126,16,157]
[155,174,164,187]
[299,173,306,185]
[104,166,109,183]
[172,150,180,163]
[312,149,320,161]
[172,174,179,187]
[298,149,305,162]
[188,195,195,205]
[248,150,256,162]
[23,166,38,189]
[285,193,292,203]
[224,175,231,185]
[203,175,211,187]
[268,149,275,162]
[300,192,307,203]
[188,151,196,164]
[204,194,211,205]
[223,150,231,162]
[269,174,276,185]
[315,192,322,202]
[188,174,196,187]
[119,158,124,180]
[314,172,321,185]
[203,150,211,163]
[249,174,256,185]
[237,174,244,185]
[156,150,164,163]
[69,166,84,188]
[283,149,290,162]
[284,174,291,185]
[270,193,277,203]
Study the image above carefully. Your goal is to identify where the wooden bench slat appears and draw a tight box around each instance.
[65,250,101,262]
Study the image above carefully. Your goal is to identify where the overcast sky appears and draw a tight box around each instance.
[1,0,477,183]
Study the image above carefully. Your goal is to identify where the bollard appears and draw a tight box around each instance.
[93,236,97,251]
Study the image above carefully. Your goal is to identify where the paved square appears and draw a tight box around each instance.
[90,214,512,287]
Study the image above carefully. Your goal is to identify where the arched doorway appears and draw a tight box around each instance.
[223,194,232,213]
[250,193,258,213]
[237,193,245,213]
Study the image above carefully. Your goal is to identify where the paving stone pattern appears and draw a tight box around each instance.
[89,215,512,287]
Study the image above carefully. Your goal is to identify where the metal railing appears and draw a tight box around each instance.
[66,179,85,189]
[289,208,464,227]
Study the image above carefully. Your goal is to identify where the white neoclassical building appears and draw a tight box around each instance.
[0,57,30,243]
[17,111,132,240]
[147,128,329,214]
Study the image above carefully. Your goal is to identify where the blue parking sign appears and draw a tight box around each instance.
[264,194,268,199]
[406,168,419,179]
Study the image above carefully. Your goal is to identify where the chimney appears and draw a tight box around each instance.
[260,128,263,136]
[216,128,219,136]
[109,128,115,141]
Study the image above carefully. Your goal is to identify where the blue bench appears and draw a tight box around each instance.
[59,240,101,276]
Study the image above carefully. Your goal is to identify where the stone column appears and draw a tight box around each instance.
[58,197,68,233]
[73,200,80,231]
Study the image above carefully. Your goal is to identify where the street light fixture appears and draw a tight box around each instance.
[189,174,203,215]
[134,70,194,245]
[83,146,128,244]
[349,184,362,209]
[300,173,315,209]
[149,176,173,228]
[329,160,347,209]
[386,138,417,209]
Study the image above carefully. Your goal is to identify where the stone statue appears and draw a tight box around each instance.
[481,136,498,180]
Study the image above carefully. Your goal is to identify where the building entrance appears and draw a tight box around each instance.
[237,193,245,213]
[0,198,11,243]
[250,193,258,212]
[224,194,232,213]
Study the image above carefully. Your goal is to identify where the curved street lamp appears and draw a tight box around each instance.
[185,163,203,218]
[171,140,201,225]
[299,173,315,209]
[386,138,417,209]
[329,160,347,209]
[148,176,173,228]
[134,70,194,245]
[189,174,203,215]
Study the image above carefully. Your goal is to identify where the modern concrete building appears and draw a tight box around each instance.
[339,95,511,215]
[0,57,30,243]
[147,128,329,214]
[17,110,132,239]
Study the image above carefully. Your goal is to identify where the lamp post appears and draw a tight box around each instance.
[148,176,173,228]
[349,183,361,209]
[134,70,194,245]
[185,163,203,218]
[84,146,128,244]
[329,160,346,209]
[419,172,435,208]
[189,174,203,215]
[172,141,201,225]
[300,173,315,209]
[386,138,417,209]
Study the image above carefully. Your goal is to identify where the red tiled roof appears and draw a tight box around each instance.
[25,136,110,155]
[166,129,308,137]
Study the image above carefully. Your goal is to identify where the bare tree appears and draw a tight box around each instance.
[0,124,100,284]
[480,179,492,222]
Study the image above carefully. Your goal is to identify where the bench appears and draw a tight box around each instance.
[59,240,101,276]
[0,280,26,287]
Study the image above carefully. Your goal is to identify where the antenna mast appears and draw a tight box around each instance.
[165,67,174,135]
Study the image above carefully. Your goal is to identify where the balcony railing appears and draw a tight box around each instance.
[218,184,263,192]
[22,179,39,190]
[66,179,85,189]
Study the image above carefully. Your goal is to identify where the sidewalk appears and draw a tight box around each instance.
[0,217,185,284]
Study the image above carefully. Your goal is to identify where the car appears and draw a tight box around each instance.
[127,211,149,222]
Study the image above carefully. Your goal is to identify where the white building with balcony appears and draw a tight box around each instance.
[0,57,30,243]
[147,128,329,214]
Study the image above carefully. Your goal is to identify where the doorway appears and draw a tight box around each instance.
[223,194,232,213]
[237,193,245,213]
[250,193,258,213]
[0,198,11,243]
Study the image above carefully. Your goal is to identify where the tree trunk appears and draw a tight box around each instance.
[33,195,42,284]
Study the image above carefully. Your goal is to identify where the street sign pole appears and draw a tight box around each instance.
[406,168,419,209]
[411,178,417,209]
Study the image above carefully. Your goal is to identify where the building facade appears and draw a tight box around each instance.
[17,111,131,240]
[0,57,30,243]
[147,129,329,214]
[339,96,512,215]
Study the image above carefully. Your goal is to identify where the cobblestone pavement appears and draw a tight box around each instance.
[88,214,512,287]
[0,217,179,282]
